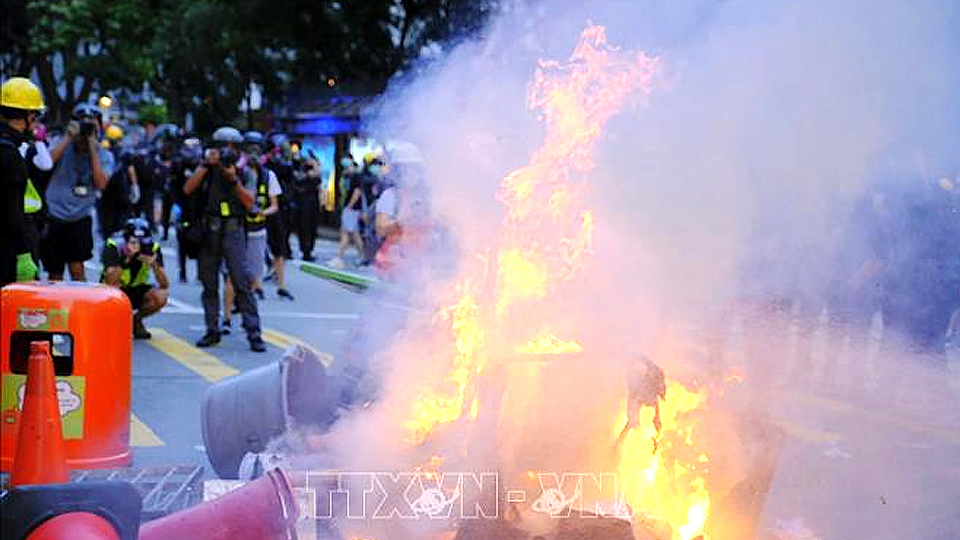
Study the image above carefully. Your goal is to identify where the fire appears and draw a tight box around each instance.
[515,334,584,355]
[615,382,710,540]
[406,23,658,441]
[402,22,711,540]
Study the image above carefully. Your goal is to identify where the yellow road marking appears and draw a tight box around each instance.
[130,414,163,447]
[147,328,239,382]
[262,328,334,367]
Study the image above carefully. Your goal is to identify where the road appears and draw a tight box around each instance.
[84,235,377,469]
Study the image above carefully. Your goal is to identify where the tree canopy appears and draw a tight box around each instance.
[1,0,492,130]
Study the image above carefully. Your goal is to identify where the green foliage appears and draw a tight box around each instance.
[137,102,168,125]
[1,0,493,131]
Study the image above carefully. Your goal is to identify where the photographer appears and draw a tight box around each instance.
[293,147,321,261]
[43,103,114,281]
[183,126,266,352]
[101,218,169,339]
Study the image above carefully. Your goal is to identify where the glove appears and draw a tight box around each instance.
[16,253,39,282]
[66,120,81,138]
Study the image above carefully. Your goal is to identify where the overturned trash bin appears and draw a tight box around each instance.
[201,345,338,479]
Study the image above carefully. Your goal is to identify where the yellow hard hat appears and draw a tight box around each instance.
[1,77,46,111]
[106,124,124,141]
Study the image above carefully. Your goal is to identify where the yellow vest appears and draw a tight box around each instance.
[24,178,42,214]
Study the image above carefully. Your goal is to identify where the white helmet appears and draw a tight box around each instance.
[212,126,243,144]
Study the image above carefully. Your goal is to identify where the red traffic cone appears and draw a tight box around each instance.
[26,513,121,540]
[138,469,299,540]
[10,341,69,487]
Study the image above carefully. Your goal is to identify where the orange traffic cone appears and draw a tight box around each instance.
[10,341,69,486]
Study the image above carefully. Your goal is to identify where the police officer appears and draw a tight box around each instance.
[0,77,46,285]
[101,218,169,339]
[183,126,266,351]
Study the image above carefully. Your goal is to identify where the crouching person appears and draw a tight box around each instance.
[101,218,169,339]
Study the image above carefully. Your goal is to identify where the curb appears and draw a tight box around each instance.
[299,262,379,288]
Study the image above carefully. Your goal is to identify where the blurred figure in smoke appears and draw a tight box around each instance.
[881,177,960,357]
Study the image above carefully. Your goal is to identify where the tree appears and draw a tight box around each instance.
[2,0,494,130]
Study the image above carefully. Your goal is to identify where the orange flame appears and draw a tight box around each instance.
[515,334,584,355]
[406,24,658,443]
[402,24,711,539]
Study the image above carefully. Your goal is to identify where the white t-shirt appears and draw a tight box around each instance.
[266,169,282,196]
[376,187,398,219]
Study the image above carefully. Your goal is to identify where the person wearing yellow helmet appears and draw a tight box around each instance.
[1,77,46,285]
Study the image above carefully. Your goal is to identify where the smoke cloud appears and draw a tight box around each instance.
[322,1,960,539]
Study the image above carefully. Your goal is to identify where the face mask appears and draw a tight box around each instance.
[368,165,382,177]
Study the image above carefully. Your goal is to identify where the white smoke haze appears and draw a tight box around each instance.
[319,1,960,539]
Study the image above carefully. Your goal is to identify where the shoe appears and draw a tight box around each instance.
[249,335,267,352]
[133,316,151,340]
[221,317,232,335]
[277,288,294,300]
[255,288,265,301]
[327,257,345,269]
[196,331,221,347]
[303,255,316,262]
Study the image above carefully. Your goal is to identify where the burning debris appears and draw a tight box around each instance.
[214,23,786,540]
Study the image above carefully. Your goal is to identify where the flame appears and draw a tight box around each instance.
[406,23,658,442]
[515,334,584,355]
[615,382,711,540]
[401,24,712,538]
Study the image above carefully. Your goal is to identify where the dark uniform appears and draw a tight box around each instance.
[0,124,33,285]
[172,149,204,281]
[293,156,320,260]
[195,163,263,348]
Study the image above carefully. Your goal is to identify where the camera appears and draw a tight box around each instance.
[219,148,238,168]
[79,120,97,139]
[139,236,155,255]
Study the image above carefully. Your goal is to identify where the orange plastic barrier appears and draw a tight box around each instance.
[1,282,133,470]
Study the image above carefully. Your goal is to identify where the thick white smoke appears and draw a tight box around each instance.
[322,1,960,539]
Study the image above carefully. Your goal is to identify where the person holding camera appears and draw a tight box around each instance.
[101,218,169,339]
[183,126,266,352]
[42,102,114,281]
[1,77,47,286]
[293,148,322,261]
